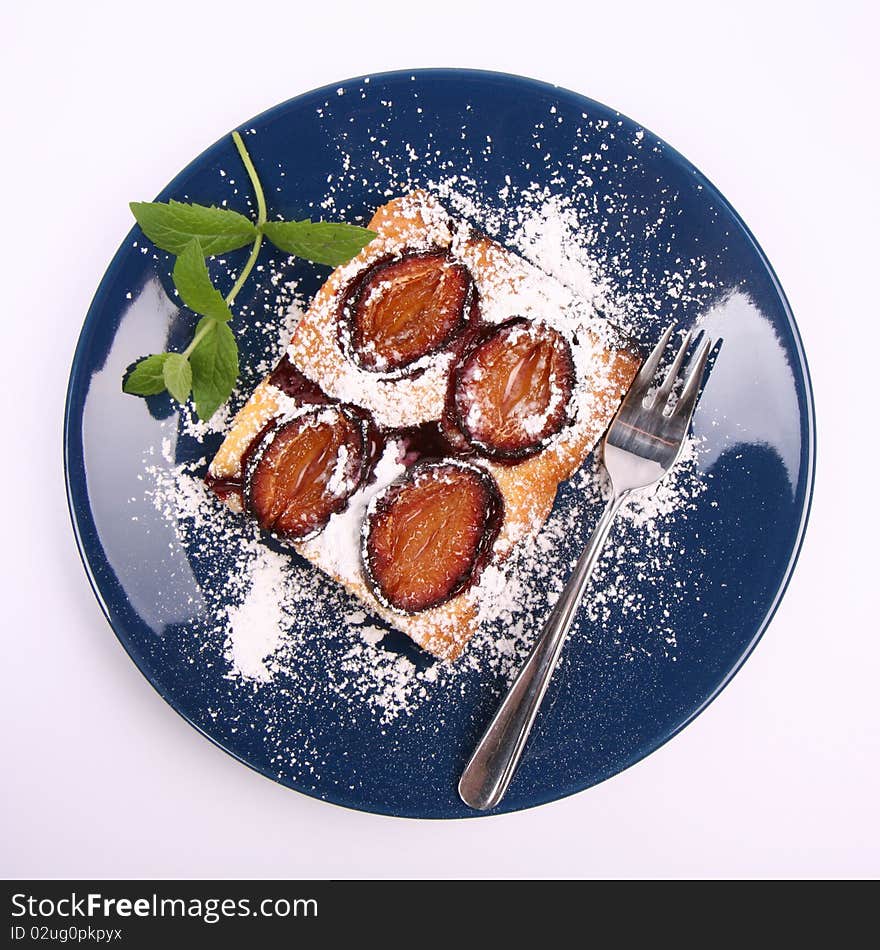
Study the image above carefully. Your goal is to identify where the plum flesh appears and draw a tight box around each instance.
[362,460,502,612]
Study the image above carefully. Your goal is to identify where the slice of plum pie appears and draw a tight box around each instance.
[205,190,641,660]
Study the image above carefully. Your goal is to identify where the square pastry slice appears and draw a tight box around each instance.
[206,190,641,660]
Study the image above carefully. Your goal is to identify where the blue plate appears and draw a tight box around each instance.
[64,69,815,818]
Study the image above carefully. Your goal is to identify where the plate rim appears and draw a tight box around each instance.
[63,66,817,819]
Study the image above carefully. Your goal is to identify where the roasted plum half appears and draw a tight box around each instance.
[339,251,472,375]
[453,317,575,460]
[244,406,370,541]
[362,460,503,613]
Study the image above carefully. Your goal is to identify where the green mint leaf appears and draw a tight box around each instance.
[189,317,238,420]
[172,240,233,322]
[162,353,192,403]
[130,199,256,256]
[123,353,170,396]
[263,219,376,266]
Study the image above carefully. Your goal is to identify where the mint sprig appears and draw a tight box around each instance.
[123,131,376,420]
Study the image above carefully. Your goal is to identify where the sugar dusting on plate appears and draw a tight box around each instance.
[142,161,714,727]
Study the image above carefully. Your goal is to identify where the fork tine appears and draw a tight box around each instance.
[654,330,693,406]
[674,337,713,421]
[630,321,675,395]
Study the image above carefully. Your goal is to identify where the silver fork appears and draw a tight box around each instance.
[458,323,714,811]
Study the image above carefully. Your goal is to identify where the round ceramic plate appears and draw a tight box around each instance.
[64,69,814,818]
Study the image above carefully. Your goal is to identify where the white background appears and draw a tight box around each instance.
[2,0,877,879]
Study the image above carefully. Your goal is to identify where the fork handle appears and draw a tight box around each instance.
[458,490,629,810]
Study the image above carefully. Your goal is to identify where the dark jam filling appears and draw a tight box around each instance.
[204,417,278,506]
[202,472,244,503]
[268,356,332,404]
[393,421,473,467]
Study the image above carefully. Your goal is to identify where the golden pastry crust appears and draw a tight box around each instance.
[208,191,640,660]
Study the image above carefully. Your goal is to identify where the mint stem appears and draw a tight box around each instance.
[224,131,267,307]
[225,231,263,307]
[182,319,215,359]
[232,131,267,226]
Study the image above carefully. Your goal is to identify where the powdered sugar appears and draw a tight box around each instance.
[225,547,289,682]
[135,102,725,761]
